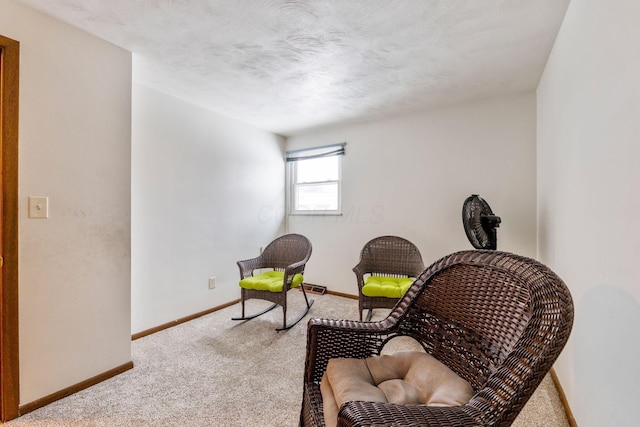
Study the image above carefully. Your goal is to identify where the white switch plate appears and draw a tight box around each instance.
[28,196,49,219]
[208,277,216,289]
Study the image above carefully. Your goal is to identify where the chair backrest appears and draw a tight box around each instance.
[390,250,573,426]
[260,233,312,270]
[356,235,425,277]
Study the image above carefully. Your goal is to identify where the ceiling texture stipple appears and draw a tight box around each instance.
[16,0,570,136]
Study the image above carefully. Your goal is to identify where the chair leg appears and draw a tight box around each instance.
[275,286,314,332]
[365,309,374,322]
[281,299,287,330]
[231,293,279,322]
[359,304,374,321]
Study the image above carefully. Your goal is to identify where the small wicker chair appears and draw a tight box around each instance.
[300,250,574,427]
[353,236,425,321]
[232,233,313,331]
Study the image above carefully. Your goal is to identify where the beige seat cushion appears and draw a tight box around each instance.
[320,351,474,427]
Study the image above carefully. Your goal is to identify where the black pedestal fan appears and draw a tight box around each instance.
[462,195,501,250]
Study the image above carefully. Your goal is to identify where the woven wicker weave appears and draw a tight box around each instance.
[353,236,425,321]
[300,250,574,427]
[233,233,312,331]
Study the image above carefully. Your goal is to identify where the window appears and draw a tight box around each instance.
[287,143,345,215]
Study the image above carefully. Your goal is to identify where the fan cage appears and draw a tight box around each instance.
[462,195,501,250]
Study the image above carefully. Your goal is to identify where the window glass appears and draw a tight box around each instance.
[296,157,339,183]
[289,153,342,215]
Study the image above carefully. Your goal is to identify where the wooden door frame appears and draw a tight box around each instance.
[0,34,20,422]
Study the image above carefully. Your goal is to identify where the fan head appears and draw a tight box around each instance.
[462,195,501,250]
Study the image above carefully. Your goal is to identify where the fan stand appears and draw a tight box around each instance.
[481,214,501,250]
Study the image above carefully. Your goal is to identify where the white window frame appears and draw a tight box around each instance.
[286,143,345,216]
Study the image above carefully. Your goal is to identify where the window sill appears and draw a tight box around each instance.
[288,212,343,216]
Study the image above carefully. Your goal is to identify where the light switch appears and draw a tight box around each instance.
[28,196,49,219]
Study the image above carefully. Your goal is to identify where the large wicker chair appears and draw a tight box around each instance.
[353,236,425,321]
[232,233,313,331]
[300,250,574,427]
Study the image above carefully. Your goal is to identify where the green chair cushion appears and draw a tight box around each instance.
[362,276,414,298]
[239,271,304,292]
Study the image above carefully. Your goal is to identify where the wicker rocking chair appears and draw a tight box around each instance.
[232,233,313,331]
[300,250,574,427]
[353,236,425,321]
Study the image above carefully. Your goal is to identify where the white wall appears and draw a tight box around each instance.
[287,93,537,296]
[131,82,285,334]
[1,0,132,404]
[537,0,640,425]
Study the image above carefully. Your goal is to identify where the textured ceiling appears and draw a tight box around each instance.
[16,0,569,136]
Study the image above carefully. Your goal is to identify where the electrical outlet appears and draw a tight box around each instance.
[208,277,216,289]
[29,196,49,219]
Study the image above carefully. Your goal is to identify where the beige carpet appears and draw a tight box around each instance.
[7,292,569,426]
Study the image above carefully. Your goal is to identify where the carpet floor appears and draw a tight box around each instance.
[7,292,570,426]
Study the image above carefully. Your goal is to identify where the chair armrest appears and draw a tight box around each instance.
[352,264,367,291]
[303,317,397,384]
[338,401,479,427]
[284,258,307,275]
[237,256,264,279]
[282,259,308,288]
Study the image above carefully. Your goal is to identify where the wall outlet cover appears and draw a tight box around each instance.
[28,196,49,219]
